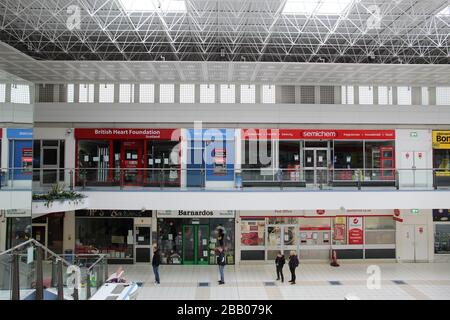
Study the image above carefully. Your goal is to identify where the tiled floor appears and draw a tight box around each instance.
[113,262,450,300]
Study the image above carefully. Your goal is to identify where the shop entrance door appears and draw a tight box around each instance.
[121,141,143,185]
[266,225,297,260]
[134,225,152,263]
[304,148,329,186]
[182,224,209,265]
[41,146,59,185]
[399,224,428,262]
[32,224,47,247]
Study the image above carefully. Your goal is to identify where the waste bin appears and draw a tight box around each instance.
[64,249,73,264]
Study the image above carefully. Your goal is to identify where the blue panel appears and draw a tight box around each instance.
[6,128,33,139]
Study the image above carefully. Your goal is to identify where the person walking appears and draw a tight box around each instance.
[288,250,299,285]
[275,251,285,283]
[152,244,161,285]
[217,246,226,285]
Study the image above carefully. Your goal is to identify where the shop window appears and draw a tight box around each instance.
[241,138,273,181]
[359,86,373,105]
[220,84,235,103]
[267,217,298,225]
[365,217,395,245]
[378,86,393,105]
[341,85,354,104]
[180,84,195,103]
[99,83,114,103]
[434,149,450,177]
[160,84,174,103]
[77,140,110,184]
[279,141,301,181]
[211,219,235,264]
[333,141,363,180]
[145,140,180,186]
[364,141,395,180]
[139,84,154,103]
[435,224,450,254]
[0,83,5,102]
[119,84,135,103]
[436,87,450,105]
[299,217,331,247]
[157,219,183,264]
[241,219,265,246]
[79,84,94,103]
[67,84,74,102]
[421,87,429,105]
[240,85,255,103]
[332,217,347,245]
[75,218,134,260]
[6,216,32,249]
[397,86,412,105]
[11,84,30,104]
[262,85,275,103]
[200,84,215,103]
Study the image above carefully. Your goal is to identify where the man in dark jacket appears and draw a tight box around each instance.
[152,244,161,285]
[217,247,226,285]
[275,251,285,282]
[288,250,299,285]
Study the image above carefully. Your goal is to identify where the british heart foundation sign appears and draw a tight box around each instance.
[348,217,364,245]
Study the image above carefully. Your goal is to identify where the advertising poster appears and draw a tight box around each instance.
[333,217,346,241]
[348,217,364,245]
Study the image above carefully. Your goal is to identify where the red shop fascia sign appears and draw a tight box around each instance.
[74,128,180,141]
[241,129,396,140]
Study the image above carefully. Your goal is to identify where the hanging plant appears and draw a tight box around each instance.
[33,184,86,208]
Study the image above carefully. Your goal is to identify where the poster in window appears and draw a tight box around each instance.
[22,148,33,173]
[333,217,346,241]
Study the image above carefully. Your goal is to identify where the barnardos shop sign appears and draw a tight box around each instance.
[74,128,179,140]
[157,210,235,218]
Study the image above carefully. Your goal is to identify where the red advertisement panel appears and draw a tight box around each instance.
[0,128,2,138]
[242,129,395,140]
[348,217,364,245]
[74,128,179,140]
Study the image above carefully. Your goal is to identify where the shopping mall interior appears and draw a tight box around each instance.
[1,0,450,302]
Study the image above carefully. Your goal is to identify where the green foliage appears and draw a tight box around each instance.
[33,184,86,208]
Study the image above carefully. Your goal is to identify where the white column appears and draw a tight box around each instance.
[255,85,261,104]
[373,86,379,105]
[134,83,140,103]
[180,128,188,189]
[63,211,76,252]
[94,83,100,103]
[174,84,180,103]
[5,84,11,103]
[235,211,241,264]
[314,86,320,104]
[114,83,120,103]
[154,84,160,103]
[428,87,436,105]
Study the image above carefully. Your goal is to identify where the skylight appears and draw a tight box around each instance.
[437,6,450,16]
[282,0,353,15]
[119,0,186,12]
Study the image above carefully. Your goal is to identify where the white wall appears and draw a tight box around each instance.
[81,190,450,211]
[395,129,433,188]
[34,103,450,126]
[0,191,32,210]
[0,103,34,125]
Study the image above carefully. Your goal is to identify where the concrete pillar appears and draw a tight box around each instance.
[236,84,241,103]
[255,84,261,103]
[93,83,100,103]
[235,211,241,265]
[354,86,359,104]
[134,83,139,103]
[392,86,398,105]
[429,87,436,105]
[154,84,160,103]
[373,86,379,105]
[314,86,320,104]
[412,87,421,105]
[275,85,282,103]
[174,84,180,103]
[74,84,80,103]
[215,84,220,103]
[5,83,11,103]
[334,85,341,104]
[195,84,200,103]
[113,83,119,103]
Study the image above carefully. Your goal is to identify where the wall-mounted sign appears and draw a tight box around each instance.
[410,209,419,214]
[433,131,450,149]
[348,217,364,245]
[410,132,418,138]
[157,210,235,218]
[4,209,31,218]
[76,210,152,218]
[6,128,33,139]
[242,129,395,141]
[74,128,179,140]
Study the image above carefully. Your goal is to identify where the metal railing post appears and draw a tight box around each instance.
[86,271,91,300]
[11,253,20,300]
[51,256,57,287]
[395,170,399,190]
[433,169,437,190]
[201,169,205,190]
[56,259,64,300]
[160,169,164,190]
[104,260,108,283]
[69,170,74,191]
[35,247,44,300]
[357,169,361,190]
[120,170,124,190]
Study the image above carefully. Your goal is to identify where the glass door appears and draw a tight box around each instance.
[41,146,59,185]
[304,148,329,186]
[182,224,210,264]
[266,224,297,260]
[121,141,143,185]
[134,225,152,263]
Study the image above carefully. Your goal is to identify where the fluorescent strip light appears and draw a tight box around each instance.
[119,0,186,12]
[283,0,353,15]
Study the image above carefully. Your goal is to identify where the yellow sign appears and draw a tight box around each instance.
[433,131,450,149]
